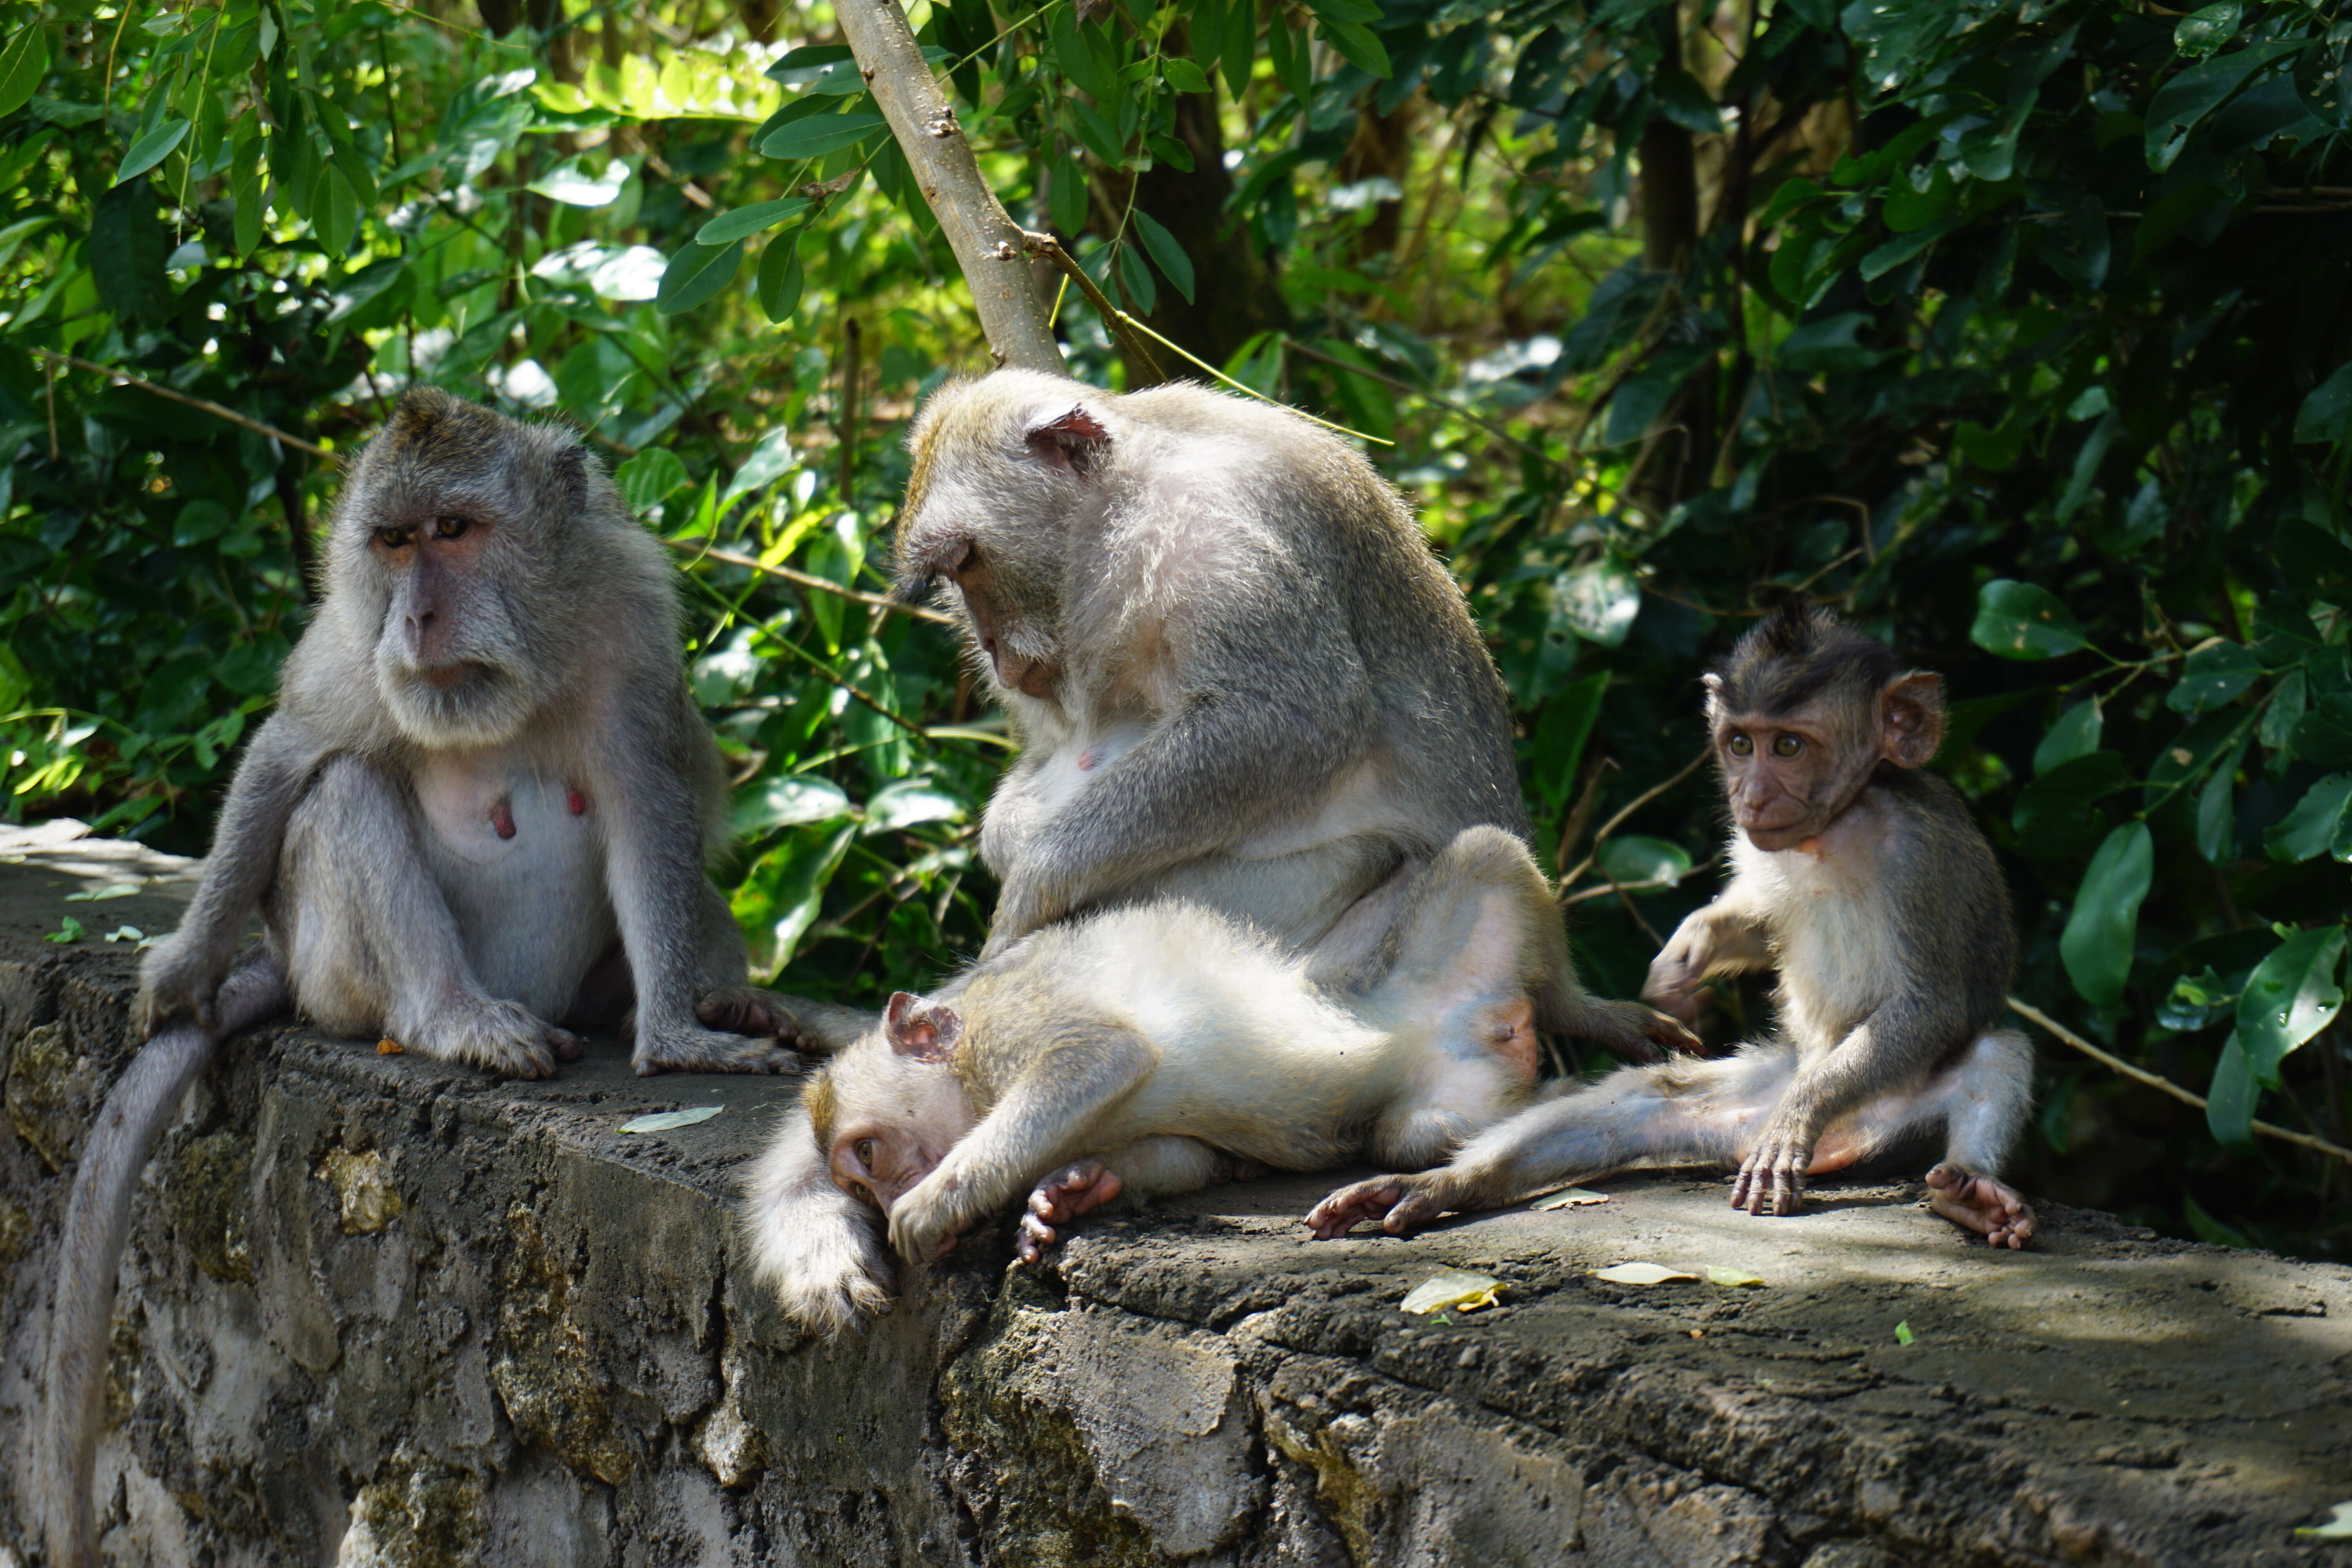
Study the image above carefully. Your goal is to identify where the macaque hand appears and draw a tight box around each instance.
[1730,1113,1818,1217]
[887,1174,976,1267]
[1016,1159,1125,1264]
[1925,1163,2036,1250]
[1305,1171,1462,1240]
[136,928,229,1036]
[1641,924,1713,1026]
[634,1020,799,1076]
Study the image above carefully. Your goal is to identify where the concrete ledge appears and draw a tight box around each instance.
[2,833,2347,1566]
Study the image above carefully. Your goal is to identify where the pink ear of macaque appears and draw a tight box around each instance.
[1024,403,1112,472]
[884,992,963,1060]
[1880,672,1945,768]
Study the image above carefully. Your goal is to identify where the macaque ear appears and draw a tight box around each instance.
[1024,404,1112,474]
[883,992,963,1060]
[1700,671,1726,723]
[1880,672,1945,768]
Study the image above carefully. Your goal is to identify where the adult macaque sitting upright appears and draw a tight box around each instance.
[1309,598,2038,1249]
[745,368,1693,1332]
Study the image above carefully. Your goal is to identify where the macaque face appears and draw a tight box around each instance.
[823,993,978,1214]
[1714,704,1849,852]
[941,541,1063,699]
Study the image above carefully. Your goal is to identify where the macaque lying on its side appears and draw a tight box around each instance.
[743,828,1559,1319]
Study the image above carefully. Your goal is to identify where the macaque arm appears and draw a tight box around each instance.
[886,1025,1158,1263]
[137,715,319,1031]
[997,580,1376,941]
[741,1100,896,1331]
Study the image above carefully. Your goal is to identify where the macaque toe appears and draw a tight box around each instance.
[1925,1165,2036,1249]
[634,1026,801,1076]
[1305,1176,1446,1240]
[696,987,803,1044]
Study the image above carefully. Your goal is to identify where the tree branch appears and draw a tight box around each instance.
[832,0,1063,371]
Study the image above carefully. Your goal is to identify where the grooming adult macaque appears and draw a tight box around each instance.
[746,368,1692,1330]
[1308,600,2037,1250]
[44,390,801,1566]
[747,828,1560,1316]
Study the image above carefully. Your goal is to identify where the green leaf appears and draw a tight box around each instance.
[2294,363,2352,445]
[1131,210,1195,303]
[613,449,689,514]
[2235,924,2346,1086]
[1051,8,1116,101]
[1530,673,1607,813]
[756,238,804,324]
[722,426,796,507]
[2264,773,2352,863]
[1971,580,2089,661]
[1219,0,1254,99]
[1151,54,1204,96]
[316,164,361,256]
[0,24,52,120]
[731,775,853,838]
[1049,151,1087,236]
[2033,698,2103,774]
[863,779,968,834]
[230,155,263,255]
[2013,750,2133,862]
[1553,556,1641,647]
[1115,240,1155,313]
[1595,836,1692,888]
[2174,3,2240,60]
[655,238,744,314]
[2166,640,2263,714]
[2145,44,2303,172]
[1320,20,1392,79]
[761,111,885,161]
[45,915,85,945]
[2060,822,2154,1007]
[2193,739,2243,864]
[731,820,857,978]
[1071,99,1125,166]
[117,117,191,185]
[697,197,810,245]
[528,155,630,207]
[2205,1037,2256,1156]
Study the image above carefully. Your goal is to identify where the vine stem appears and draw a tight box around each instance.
[28,349,332,459]
[2006,996,2352,1170]
[662,537,956,625]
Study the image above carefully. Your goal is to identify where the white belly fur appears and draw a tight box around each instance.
[415,751,616,1020]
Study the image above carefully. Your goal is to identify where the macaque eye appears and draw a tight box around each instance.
[1772,734,1803,758]
[434,515,470,540]
[373,526,414,551]
[853,1138,877,1172]
[1727,733,1753,757]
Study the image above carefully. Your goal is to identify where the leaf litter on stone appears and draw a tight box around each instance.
[2296,1501,2352,1539]
[620,1105,725,1132]
[1531,1187,1610,1209]
[1591,1262,1699,1285]
[1894,1320,1916,1345]
[1705,1265,1765,1288]
[1400,1269,1504,1314]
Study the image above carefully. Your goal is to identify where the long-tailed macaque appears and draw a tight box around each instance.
[746,369,1693,1330]
[44,390,802,1566]
[1308,599,2038,1249]
[747,828,1560,1317]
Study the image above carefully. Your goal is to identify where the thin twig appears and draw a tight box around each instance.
[1558,746,1713,897]
[30,349,334,461]
[664,537,957,625]
[1279,337,1557,470]
[1019,231,1166,380]
[2007,996,2352,1171]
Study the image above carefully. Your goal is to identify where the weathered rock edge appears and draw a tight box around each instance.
[0,837,2347,1567]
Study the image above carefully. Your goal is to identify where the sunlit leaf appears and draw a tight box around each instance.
[117,118,190,185]
[1553,556,1641,647]
[2295,1502,2352,1541]
[2235,924,2346,1086]
[1531,1187,1609,1209]
[1595,836,1691,888]
[862,780,967,834]
[0,23,49,120]
[732,775,854,839]
[527,156,630,207]
[1401,1269,1505,1313]
[1592,1262,1697,1285]
[619,1106,723,1132]
[614,449,689,514]
[1705,1266,1765,1288]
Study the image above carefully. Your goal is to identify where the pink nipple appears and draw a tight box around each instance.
[492,800,516,840]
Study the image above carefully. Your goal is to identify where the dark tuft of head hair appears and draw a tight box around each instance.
[1712,595,1896,717]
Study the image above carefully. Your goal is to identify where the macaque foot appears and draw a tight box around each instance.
[633,1023,800,1076]
[1730,1125,1814,1216]
[1570,996,1701,1064]
[136,934,230,1035]
[1017,1159,1125,1263]
[412,997,581,1080]
[1926,1164,2036,1249]
[695,986,805,1045]
[1305,1171,1461,1239]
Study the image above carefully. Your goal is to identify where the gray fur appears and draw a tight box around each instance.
[45,389,795,1566]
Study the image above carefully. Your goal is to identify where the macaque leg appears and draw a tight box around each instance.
[1307,1044,1800,1238]
[274,757,581,1079]
[1017,1136,1246,1263]
[740,1100,896,1333]
[1922,1029,2037,1249]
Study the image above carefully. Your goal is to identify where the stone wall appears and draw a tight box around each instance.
[2,830,2348,1566]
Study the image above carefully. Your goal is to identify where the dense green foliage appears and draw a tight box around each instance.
[1,0,2346,1252]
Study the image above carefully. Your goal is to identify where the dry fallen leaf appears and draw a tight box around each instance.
[376,1037,404,1055]
[1532,1187,1610,1210]
[1401,1269,1505,1315]
[1592,1262,1699,1285]
[1706,1265,1765,1288]
[620,1105,724,1133]
[2296,1502,2352,1540]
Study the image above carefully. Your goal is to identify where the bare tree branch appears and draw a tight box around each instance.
[832,0,1063,372]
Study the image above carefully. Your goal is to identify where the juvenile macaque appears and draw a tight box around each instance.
[746,828,1561,1316]
[748,369,1691,1330]
[44,390,800,1565]
[1309,599,2037,1250]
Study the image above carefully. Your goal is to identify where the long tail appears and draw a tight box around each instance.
[42,956,286,1567]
